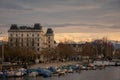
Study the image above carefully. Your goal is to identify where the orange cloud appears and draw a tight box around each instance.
[55,32,120,43]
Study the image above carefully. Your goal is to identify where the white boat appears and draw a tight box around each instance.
[58,71,66,76]
[93,60,109,66]
[28,72,38,77]
[7,70,15,77]
[0,71,4,77]
[0,71,3,75]
[56,69,62,73]
[109,61,115,66]
[14,71,24,77]
[68,68,73,73]
[93,60,118,66]
[14,68,27,77]
[80,65,87,70]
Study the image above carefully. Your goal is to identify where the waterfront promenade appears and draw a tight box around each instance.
[30,61,80,69]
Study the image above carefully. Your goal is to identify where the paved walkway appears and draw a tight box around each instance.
[30,61,81,69]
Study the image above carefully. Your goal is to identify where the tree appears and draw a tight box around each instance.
[56,43,74,60]
[0,43,35,63]
[81,42,96,57]
[92,39,114,58]
[41,48,58,62]
[41,48,51,62]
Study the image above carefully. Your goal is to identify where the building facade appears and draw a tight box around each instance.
[8,23,54,55]
[46,28,54,48]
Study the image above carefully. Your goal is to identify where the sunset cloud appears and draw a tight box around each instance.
[0,0,120,42]
[55,32,120,42]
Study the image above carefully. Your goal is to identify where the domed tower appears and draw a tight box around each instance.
[34,23,42,30]
[46,28,54,48]
[10,24,18,30]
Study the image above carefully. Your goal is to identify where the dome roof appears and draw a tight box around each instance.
[19,26,27,29]
[46,28,53,34]
[34,23,42,30]
[10,24,18,29]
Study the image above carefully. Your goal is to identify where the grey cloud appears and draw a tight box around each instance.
[1,0,119,12]
[0,0,32,11]
[0,0,120,32]
[44,23,120,29]
[0,24,9,35]
[98,0,120,14]
[107,0,120,9]
[109,25,120,29]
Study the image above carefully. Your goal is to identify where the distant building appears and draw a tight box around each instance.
[68,43,83,60]
[8,23,55,59]
[70,43,83,53]
[62,43,83,53]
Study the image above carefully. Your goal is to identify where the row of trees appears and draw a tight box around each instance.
[41,39,115,62]
[0,38,119,63]
[0,44,35,63]
[0,42,75,63]
[80,40,114,58]
[41,43,74,62]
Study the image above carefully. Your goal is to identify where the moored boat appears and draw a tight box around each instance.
[27,68,38,77]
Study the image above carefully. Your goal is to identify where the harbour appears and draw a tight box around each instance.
[0,0,120,80]
[0,66,119,80]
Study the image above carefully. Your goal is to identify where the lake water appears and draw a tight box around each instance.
[1,66,120,80]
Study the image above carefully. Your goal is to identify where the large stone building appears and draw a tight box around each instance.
[8,23,55,60]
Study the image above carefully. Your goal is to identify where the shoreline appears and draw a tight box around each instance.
[30,61,81,69]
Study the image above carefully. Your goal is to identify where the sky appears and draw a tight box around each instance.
[0,0,120,42]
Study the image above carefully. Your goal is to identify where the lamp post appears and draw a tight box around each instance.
[0,32,4,70]
[1,40,4,70]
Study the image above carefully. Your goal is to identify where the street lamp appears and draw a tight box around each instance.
[2,41,4,61]
[0,32,4,70]
[1,41,4,70]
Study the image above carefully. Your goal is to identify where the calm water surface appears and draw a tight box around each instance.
[1,67,120,80]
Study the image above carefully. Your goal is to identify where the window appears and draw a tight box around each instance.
[37,48,39,51]
[37,34,39,37]
[16,38,18,43]
[32,43,34,46]
[16,34,18,37]
[21,34,23,37]
[37,43,39,46]
[48,45,50,48]
[10,39,12,42]
[26,43,28,47]
[49,41,50,43]
[27,34,29,37]
[32,38,34,41]
[10,34,13,37]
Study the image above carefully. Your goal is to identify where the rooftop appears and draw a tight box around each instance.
[9,23,42,30]
[46,28,53,34]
